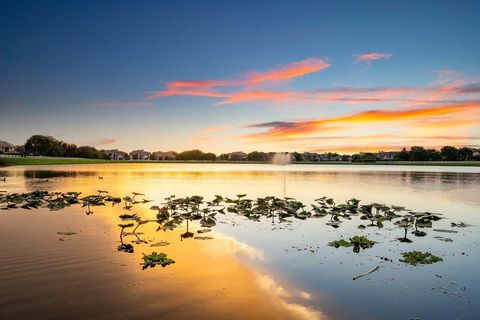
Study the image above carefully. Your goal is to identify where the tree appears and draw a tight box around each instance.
[203,152,217,161]
[247,151,267,161]
[409,146,428,161]
[292,152,303,162]
[351,153,376,162]
[176,149,216,161]
[396,148,410,161]
[458,147,473,161]
[426,149,441,161]
[440,146,458,161]
[24,135,63,156]
[23,134,108,159]
[62,143,78,157]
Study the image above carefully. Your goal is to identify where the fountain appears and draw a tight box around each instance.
[271,152,292,166]
[271,152,292,196]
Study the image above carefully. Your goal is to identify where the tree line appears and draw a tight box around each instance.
[9,135,479,162]
[15,135,109,159]
[352,146,478,162]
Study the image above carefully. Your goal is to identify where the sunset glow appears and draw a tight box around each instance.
[1,1,479,154]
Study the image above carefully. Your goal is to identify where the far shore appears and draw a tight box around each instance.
[1,157,480,167]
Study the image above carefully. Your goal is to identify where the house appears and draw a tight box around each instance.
[376,151,399,161]
[105,149,128,160]
[0,140,16,154]
[129,149,151,160]
[152,151,177,160]
[301,152,321,162]
[228,151,247,161]
[472,149,480,160]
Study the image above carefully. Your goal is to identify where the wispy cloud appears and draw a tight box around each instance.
[354,52,393,64]
[88,137,117,146]
[245,102,480,139]
[145,58,330,100]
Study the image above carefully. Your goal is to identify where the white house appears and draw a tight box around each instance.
[0,140,16,154]
[129,149,151,160]
[376,151,399,161]
[105,149,128,160]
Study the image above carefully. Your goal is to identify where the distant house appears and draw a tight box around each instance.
[472,149,480,159]
[0,140,16,154]
[129,149,151,160]
[376,151,399,161]
[105,149,128,160]
[301,152,321,162]
[228,151,247,161]
[152,151,177,160]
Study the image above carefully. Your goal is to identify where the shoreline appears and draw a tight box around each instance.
[1,157,480,167]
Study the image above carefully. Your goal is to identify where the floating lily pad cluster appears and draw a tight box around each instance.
[2,190,463,268]
[329,236,376,252]
[400,251,443,266]
[142,252,175,269]
[0,190,122,213]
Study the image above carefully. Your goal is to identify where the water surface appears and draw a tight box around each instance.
[1,163,479,319]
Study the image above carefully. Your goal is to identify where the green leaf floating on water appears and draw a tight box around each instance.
[142,252,175,269]
[328,239,352,248]
[328,236,376,252]
[400,251,443,266]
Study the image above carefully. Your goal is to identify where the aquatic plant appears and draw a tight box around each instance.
[142,252,175,269]
[329,236,376,252]
[0,190,459,270]
[118,223,135,253]
[328,239,351,248]
[400,251,443,266]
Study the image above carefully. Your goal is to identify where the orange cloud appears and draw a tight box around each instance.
[145,57,480,108]
[149,83,480,106]
[244,58,330,84]
[88,137,117,146]
[355,52,393,64]
[145,58,330,100]
[245,102,480,139]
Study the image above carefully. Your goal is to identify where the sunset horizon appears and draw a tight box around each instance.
[1,3,480,320]
[1,1,479,154]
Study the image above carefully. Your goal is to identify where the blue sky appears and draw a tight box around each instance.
[1,0,479,153]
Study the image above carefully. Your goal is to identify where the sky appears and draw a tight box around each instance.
[0,0,479,154]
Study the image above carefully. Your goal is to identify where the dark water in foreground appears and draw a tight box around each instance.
[1,163,479,320]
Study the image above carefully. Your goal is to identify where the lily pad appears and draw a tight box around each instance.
[400,251,443,266]
[142,252,175,269]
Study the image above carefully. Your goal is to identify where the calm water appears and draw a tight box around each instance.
[1,163,479,320]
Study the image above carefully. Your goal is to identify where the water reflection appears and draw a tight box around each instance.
[0,163,479,320]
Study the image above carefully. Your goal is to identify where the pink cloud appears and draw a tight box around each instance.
[355,52,393,64]
[145,58,330,100]
[89,137,117,146]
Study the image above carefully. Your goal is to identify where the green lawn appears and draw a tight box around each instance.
[1,157,479,167]
[0,157,113,166]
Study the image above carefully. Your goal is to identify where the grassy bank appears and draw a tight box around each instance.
[1,157,480,167]
[0,157,112,166]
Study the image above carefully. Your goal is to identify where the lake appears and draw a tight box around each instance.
[1,163,479,320]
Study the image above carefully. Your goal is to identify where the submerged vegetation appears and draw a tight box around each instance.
[0,189,463,270]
